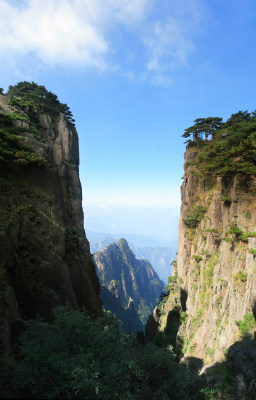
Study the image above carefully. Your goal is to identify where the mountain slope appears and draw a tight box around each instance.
[93,238,164,326]
[87,230,177,283]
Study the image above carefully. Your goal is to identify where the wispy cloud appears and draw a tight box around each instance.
[144,0,204,84]
[0,0,203,80]
[145,19,194,72]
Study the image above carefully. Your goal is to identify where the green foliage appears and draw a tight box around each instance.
[2,307,197,399]
[192,255,203,262]
[207,254,219,268]
[225,223,256,243]
[223,237,233,243]
[191,309,203,328]
[180,311,188,324]
[182,117,223,142]
[219,196,232,206]
[8,81,75,124]
[184,110,256,177]
[137,299,151,325]
[240,232,256,241]
[185,228,196,241]
[205,229,218,233]
[236,312,255,335]
[204,266,213,287]
[0,114,48,166]
[163,269,178,295]
[197,387,220,400]
[226,223,244,240]
[249,248,256,255]
[66,226,77,235]
[233,271,248,284]
[205,347,215,359]
[183,206,207,228]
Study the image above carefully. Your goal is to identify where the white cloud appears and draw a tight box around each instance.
[145,19,194,72]
[0,0,111,68]
[143,0,205,84]
[0,0,203,79]
[0,0,151,69]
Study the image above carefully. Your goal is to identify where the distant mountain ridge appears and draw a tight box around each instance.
[86,229,174,247]
[87,230,177,283]
[93,238,164,333]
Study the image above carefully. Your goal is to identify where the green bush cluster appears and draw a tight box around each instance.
[183,110,256,178]
[180,311,188,324]
[0,307,200,400]
[183,206,207,228]
[8,81,75,124]
[225,223,256,243]
[236,312,255,336]
[233,271,248,283]
[219,196,232,206]
[192,255,203,262]
[0,113,47,166]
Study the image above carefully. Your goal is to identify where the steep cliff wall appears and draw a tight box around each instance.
[177,150,256,361]
[155,148,256,368]
[0,92,102,347]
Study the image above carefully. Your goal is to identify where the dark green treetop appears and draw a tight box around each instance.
[182,110,256,177]
[7,81,75,124]
[182,117,223,144]
[225,110,251,127]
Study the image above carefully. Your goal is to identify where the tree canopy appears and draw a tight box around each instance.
[183,110,256,177]
[7,81,75,124]
[182,117,223,143]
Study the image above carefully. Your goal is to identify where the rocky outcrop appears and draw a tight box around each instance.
[94,238,164,327]
[177,150,256,363]
[155,149,256,370]
[0,94,102,347]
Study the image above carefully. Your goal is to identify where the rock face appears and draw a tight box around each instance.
[93,238,164,327]
[0,94,102,347]
[155,149,256,366]
[100,286,144,335]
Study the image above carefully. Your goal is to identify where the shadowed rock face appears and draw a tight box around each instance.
[0,95,102,347]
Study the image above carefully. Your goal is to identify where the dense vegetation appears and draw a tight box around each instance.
[7,81,75,123]
[0,113,47,166]
[0,81,76,167]
[182,111,256,177]
[0,306,212,400]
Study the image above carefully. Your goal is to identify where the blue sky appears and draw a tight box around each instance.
[1,0,256,242]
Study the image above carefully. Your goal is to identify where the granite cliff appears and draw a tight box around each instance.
[176,150,256,363]
[0,85,102,348]
[146,113,256,397]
